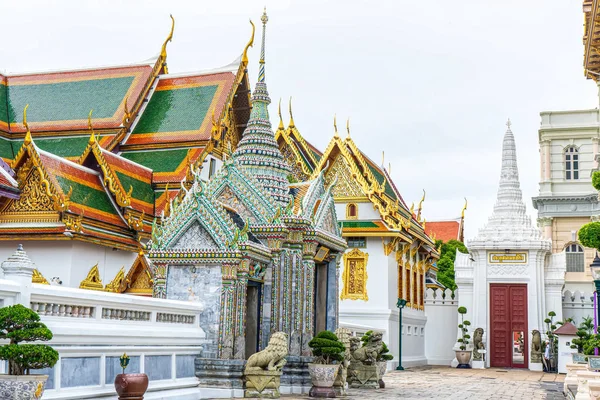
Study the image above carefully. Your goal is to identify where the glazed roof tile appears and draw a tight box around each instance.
[425,220,460,242]
[120,147,205,184]
[340,220,390,233]
[2,65,152,133]
[125,72,235,146]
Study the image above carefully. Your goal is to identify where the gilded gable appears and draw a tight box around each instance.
[324,156,363,198]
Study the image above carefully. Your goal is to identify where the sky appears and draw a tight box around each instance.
[0,0,598,239]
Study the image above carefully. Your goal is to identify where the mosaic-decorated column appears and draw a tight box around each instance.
[233,259,249,360]
[301,257,315,356]
[219,263,238,359]
[152,263,169,299]
[289,248,303,356]
[270,250,283,333]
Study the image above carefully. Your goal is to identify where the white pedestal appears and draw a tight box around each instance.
[529,362,543,372]
[450,357,458,368]
[472,360,485,369]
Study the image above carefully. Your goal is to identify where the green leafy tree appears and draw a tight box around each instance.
[578,222,600,250]
[434,239,468,291]
[308,331,345,364]
[571,317,599,355]
[0,304,59,375]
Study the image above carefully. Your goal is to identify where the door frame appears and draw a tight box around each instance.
[489,283,528,369]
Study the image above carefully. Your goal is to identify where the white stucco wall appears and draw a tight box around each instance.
[0,241,137,288]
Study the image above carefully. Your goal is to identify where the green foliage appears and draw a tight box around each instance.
[436,240,468,290]
[0,304,58,375]
[457,306,470,351]
[544,311,559,360]
[308,331,345,364]
[378,342,394,361]
[571,317,600,355]
[578,222,600,250]
[593,171,600,191]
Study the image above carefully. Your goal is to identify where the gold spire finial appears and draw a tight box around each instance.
[88,110,96,144]
[346,118,350,137]
[381,151,385,167]
[461,197,468,219]
[23,104,32,146]
[160,15,175,74]
[277,98,284,130]
[242,20,255,66]
[333,114,338,137]
[409,202,414,216]
[417,189,426,222]
[261,6,268,25]
[288,97,295,128]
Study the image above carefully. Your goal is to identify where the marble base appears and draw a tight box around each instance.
[309,385,336,398]
[281,356,313,394]
[244,370,282,399]
[348,363,379,389]
[529,362,543,372]
[195,358,246,391]
[472,361,485,369]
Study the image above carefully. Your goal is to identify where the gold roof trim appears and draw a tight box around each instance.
[79,264,104,291]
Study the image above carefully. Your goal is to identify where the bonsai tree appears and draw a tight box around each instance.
[457,306,471,351]
[0,304,59,375]
[571,317,599,355]
[308,330,345,364]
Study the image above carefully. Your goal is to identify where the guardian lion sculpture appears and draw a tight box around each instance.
[245,332,289,373]
[531,330,542,363]
[472,328,485,361]
[351,331,383,365]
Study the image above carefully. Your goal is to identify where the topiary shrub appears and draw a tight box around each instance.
[308,330,346,364]
[360,330,393,362]
[457,306,471,351]
[0,304,59,375]
[578,222,600,250]
[593,171,600,191]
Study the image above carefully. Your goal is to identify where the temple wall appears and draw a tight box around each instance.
[0,240,136,288]
[424,288,458,365]
[166,264,222,358]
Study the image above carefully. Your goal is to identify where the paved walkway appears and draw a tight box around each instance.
[283,366,566,399]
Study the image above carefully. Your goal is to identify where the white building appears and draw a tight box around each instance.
[532,107,600,293]
[455,121,565,369]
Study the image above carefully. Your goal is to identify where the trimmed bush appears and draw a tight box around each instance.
[308,330,345,364]
[578,222,600,250]
[0,304,58,375]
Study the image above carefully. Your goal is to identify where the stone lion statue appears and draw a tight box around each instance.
[531,330,542,363]
[245,332,289,373]
[472,328,485,361]
[351,332,383,365]
[334,328,352,394]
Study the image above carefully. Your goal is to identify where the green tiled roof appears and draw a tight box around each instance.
[0,83,7,124]
[0,137,14,159]
[55,175,118,216]
[132,85,218,134]
[365,161,397,200]
[121,149,189,172]
[7,77,134,123]
[8,136,101,159]
[340,221,379,228]
[115,171,155,205]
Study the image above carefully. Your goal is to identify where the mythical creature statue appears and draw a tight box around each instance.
[245,332,289,373]
[334,328,352,394]
[351,332,384,365]
[472,328,485,361]
[531,330,542,363]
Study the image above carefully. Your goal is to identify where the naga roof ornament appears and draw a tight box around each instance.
[232,8,292,208]
[160,15,175,75]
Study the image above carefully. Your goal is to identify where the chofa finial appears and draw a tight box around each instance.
[242,20,255,66]
[160,15,175,74]
[333,114,338,137]
[288,97,295,127]
[23,104,32,146]
[88,110,96,144]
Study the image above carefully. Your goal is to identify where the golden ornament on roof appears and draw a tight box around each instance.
[242,19,255,66]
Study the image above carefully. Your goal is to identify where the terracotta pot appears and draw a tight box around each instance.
[455,350,472,368]
[114,373,149,400]
[0,374,48,400]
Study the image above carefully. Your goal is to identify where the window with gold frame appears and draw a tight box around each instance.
[340,248,368,300]
[346,203,358,220]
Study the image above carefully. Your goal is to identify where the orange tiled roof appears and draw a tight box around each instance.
[425,220,460,242]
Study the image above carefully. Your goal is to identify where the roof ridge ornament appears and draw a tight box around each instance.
[461,197,468,219]
[288,97,295,128]
[333,114,338,137]
[242,20,255,67]
[277,98,284,130]
[258,7,268,82]
[22,104,32,146]
[346,118,350,137]
[160,15,175,75]
[88,110,96,144]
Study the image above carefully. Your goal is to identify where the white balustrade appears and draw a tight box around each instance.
[157,312,195,324]
[31,301,95,318]
[101,307,151,321]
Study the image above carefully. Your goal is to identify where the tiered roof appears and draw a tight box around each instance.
[0,16,255,250]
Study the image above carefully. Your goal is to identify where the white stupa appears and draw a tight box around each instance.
[455,121,565,370]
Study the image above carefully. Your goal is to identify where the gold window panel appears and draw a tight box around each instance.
[340,248,369,301]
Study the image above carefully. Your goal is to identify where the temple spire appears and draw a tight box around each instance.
[258,7,268,82]
[232,8,291,207]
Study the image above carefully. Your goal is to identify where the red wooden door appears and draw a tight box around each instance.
[490,284,528,368]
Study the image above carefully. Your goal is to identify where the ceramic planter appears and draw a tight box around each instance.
[114,373,149,400]
[308,363,339,398]
[0,374,48,400]
[377,361,387,388]
[455,350,472,368]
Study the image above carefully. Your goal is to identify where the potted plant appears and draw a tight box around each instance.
[114,352,148,400]
[0,304,59,400]
[308,330,346,398]
[456,306,472,368]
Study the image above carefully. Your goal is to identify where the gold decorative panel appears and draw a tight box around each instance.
[324,156,363,198]
[341,248,369,301]
[32,269,49,285]
[4,168,53,213]
[79,264,104,291]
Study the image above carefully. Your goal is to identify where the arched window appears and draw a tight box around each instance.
[565,243,585,272]
[346,203,358,220]
[565,146,579,180]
